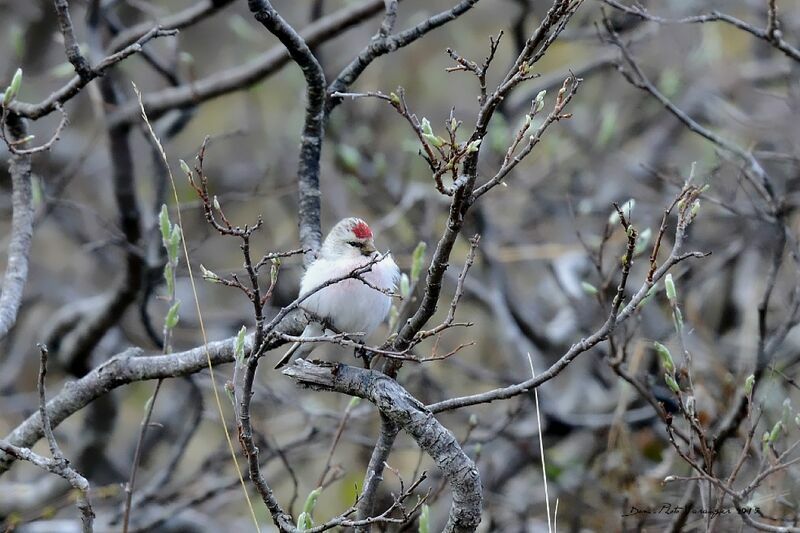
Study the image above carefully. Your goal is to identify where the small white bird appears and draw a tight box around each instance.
[275,217,400,368]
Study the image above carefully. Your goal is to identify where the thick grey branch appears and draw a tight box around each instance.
[282,360,482,533]
[248,0,327,264]
[0,114,34,341]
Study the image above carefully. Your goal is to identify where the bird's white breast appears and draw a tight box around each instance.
[299,254,399,335]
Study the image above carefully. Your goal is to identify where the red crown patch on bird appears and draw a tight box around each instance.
[352,220,373,239]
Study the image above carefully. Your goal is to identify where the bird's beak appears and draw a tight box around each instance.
[362,240,377,256]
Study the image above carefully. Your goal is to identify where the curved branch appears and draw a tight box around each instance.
[7,28,177,120]
[326,0,480,114]
[282,360,482,533]
[248,0,327,263]
[0,114,34,341]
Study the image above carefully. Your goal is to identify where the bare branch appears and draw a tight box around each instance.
[282,360,482,532]
[0,114,34,341]
[249,0,327,265]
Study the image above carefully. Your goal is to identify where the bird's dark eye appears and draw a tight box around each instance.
[347,241,364,248]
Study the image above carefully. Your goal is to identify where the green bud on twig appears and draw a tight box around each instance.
[3,68,22,105]
[418,504,430,533]
[163,263,174,298]
[347,396,361,409]
[143,396,153,415]
[690,200,701,218]
[609,199,635,225]
[234,325,247,364]
[410,241,427,283]
[270,258,280,285]
[400,273,410,298]
[581,281,598,296]
[297,512,312,531]
[168,225,181,263]
[768,421,782,443]
[224,381,236,409]
[159,204,171,244]
[665,273,677,302]
[534,90,546,113]
[744,374,755,396]
[179,159,191,177]
[200,264,220,283]
[664,373,681,394]
[164,301,180,330]
[422,133,445,147]
[302,487,322,518]
[653,341,675,374]
[466,139,482,153]
[420,117,433,136]
[634,228,652,256]
[685,395,695,417]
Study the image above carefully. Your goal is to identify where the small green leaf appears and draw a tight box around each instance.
[665,273,677,302]
[168,225,182,262]
[297,512,312,531]
[581,281,598,296]
[337,144,361,171]
[418,504,430,533]
[690,200,701,218]
[466,138,481,153]
[3,67,22,104]
[534,90,546,113]
[422,133,445,147]
[410,242,427,283]
[303,487,322,514]
[270,259,280,285]
[744,374,755,396]
[664,373,680,394]
[420,117,433,136]
[179,159,191,177]
[234,326,247,363]
[31,176,42,209]
[609,199,635,225]
[653,341,674,374]
[163,263,174,298]
[224,381,236,409]
[634,227,652,256]
[200,264,220,283]
[347,396,361,409]
[400,273,410,298]
[143,395,154,415]
[768,421,782,443]
[782,399,793,426]
[164,301,181,329]
[159,204,171,244]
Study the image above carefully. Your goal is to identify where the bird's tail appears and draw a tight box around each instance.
[274,323,323,369]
